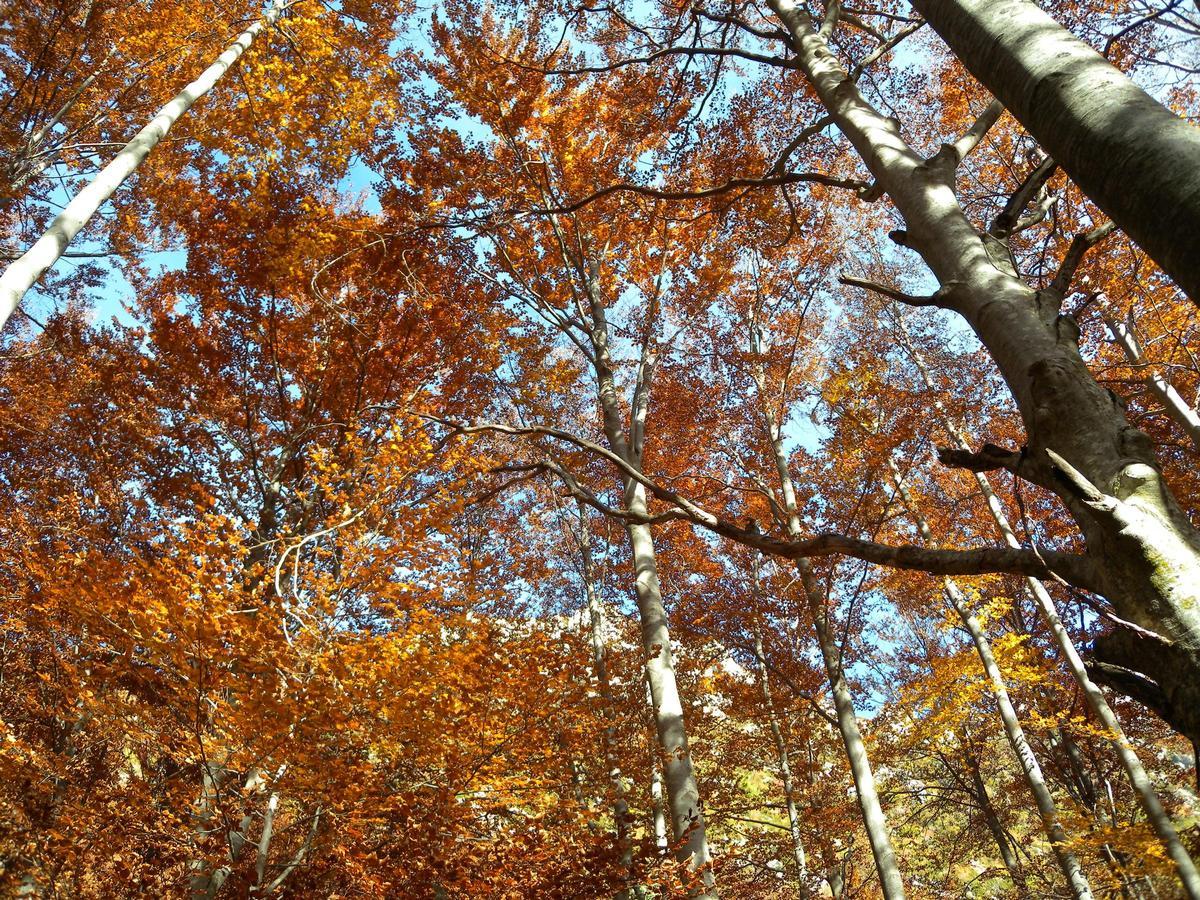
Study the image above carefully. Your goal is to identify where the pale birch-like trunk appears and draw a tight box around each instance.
[893,313,1200,898]
[0,0,286,330]
[755,11,1200,897]
[750,612,810,896]
[889,461,1093,900]
[580,257,716,896]
[907,0,1200,302]
[1104,314,1200,453]
[575,502,633,878]
[749,318,905,899]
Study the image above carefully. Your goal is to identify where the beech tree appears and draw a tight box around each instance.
[2,0,1199,897]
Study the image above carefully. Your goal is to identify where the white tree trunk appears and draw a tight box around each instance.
[1104,314,1200,453]
[908,0,1200,302]
[890,462,1093,900]
[0,0,286,330]
[895,315,1200,898]
[751,392,904,897]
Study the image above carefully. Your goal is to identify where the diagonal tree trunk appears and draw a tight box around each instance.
[752,16,1200,899]
[1103,313,1200,453]
[908,0,1200,302]
[890,460,1093,900]
[0,0,287,330]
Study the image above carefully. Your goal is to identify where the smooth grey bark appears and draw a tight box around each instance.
[890,462,1093,900]
[759,14,1200,891]
[0,0,287,330]
[908,0,1200,302]
[747,333,904,899]
[891,313,1200,898]
[578,254,716,896]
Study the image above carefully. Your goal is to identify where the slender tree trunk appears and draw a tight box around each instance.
[890,462,1093,900]
[893,314,1200,898]
[908,0,1200,302]
[576,502,634,880]
[801,565,905,900]
[749,324,904,898]
[624,496,716,896]
[1104,314,1200,453]
[0,0,286,330]
[749,581,811,897]
[580,254,716,896]
[962,744,1030,898]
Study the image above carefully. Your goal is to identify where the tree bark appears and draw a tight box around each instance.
[892,313,1200,898]
[761,12,1200,881]
[908,0,1200,302]
[1104,314,1200,453]
[890,462,1093,900]
[0,0,287,330]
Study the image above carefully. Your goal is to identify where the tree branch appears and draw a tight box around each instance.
[523,171,870,216]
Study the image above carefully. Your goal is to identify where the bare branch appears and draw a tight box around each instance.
[522,171,870,216]
[1049,221,1117,297]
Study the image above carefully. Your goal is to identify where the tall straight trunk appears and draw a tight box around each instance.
[908,0,1200,302]
[749,322,904,899]
[750,599,811,896]
[578,252,716,896]
[890,462,1093,900]
[800,562,905,900]
[893,314,1200,898]
[624,495,716,895]
[1104,314,1200,453]
[759,14,1200,900]
[576,502,634,877]
[0,0,286,330]
[962,744,1030,898]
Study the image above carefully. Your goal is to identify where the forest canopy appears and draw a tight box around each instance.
[2,0,1200,896]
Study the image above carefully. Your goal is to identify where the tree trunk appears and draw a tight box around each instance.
[625,496,716,896]
[751,614,811,897]
[892,315,1200,897]
[749,309,905,899]
[580,249,716,896]
[0,0,286,330]
[1104,314,1200,453]
[760,16,1200,896]
[908,0,1200,302]
[890,462,1093,900]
